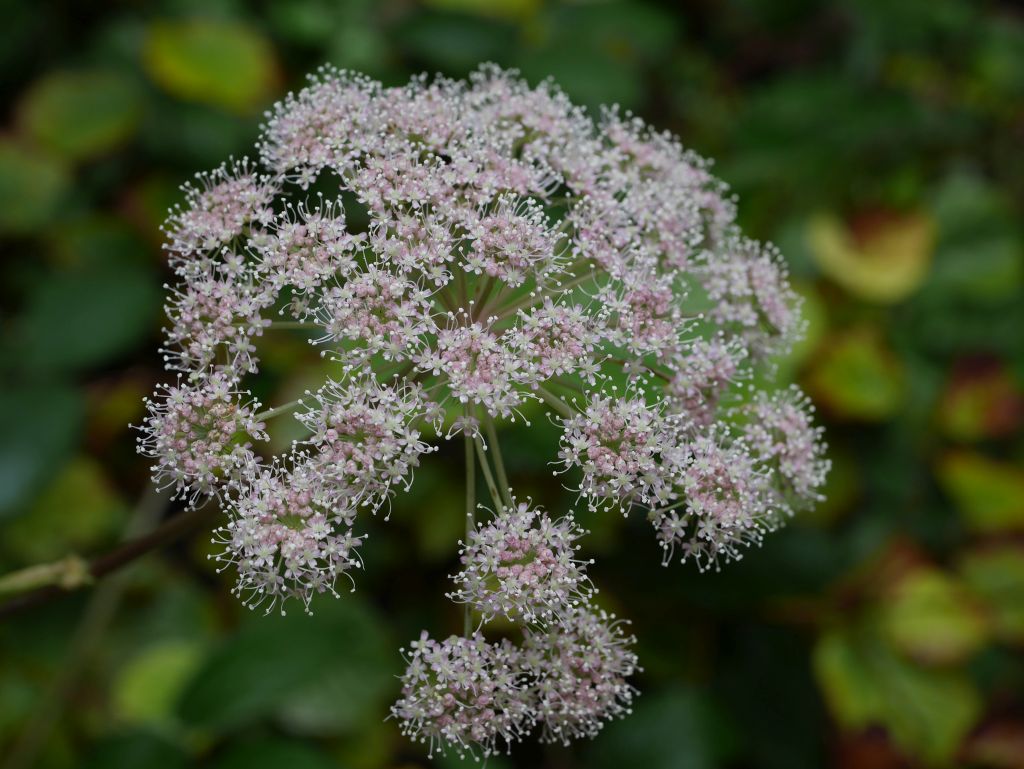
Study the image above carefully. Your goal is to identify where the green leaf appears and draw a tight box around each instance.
[395,12,517,74]
[16,235,160,373]
[2,456,126,563]
[81,731,187,769]
[113,640,205,730]
[177,598,394,733]
[926,173,1023,303]
[0,138,69,235]
[17,70,143,161]
[880,568,989,666]
[814,625,982,765]
[805,327,905,421]
[936,452,1024,532]
[209,737,337,769]
[424,0,540,21]
[587,686,734,769]
[143,20,280,112]
[0,383,83,518]
[959,546,1024,643]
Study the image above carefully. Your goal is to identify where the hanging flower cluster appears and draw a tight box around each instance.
[137,65,829,758]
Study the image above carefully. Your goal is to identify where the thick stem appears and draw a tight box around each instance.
[0,498,210,620]
[1,485,170,769]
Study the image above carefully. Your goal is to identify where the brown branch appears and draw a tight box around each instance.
[0,500,212,621]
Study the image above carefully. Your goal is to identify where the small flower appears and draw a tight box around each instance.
[742,386,830,511]
[213,459,364,615]
[558,393,680,513]
[297,376,437,512]
[392,631,534,759]
[164,158,277,264]
[313,264,435,361]
[653,433,776,571]
[521,604,640,744]
[699,237,803,357]
[137,373,267,504]
[665,337,747,426]
[451,500,593,626]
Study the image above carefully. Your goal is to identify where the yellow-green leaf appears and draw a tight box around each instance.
[959,546,1024,643]
[0,138,69,235]
[143,20,280,112]
[814,625,982,766]
[805,327,905,421]
[2,457,126,563]
[17,70,142,161]
[112,640,205,729]
[424,0,541,21]
[880,568,989,666]
[936,452,1024,532]
[808,210,935,303]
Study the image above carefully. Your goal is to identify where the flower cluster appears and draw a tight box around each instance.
[392,632,532,759]
[450,500,592,625]
[138,65,828,757]
[393,602,638,758]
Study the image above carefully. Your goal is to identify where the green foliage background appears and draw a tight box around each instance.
[1,1,1023,767]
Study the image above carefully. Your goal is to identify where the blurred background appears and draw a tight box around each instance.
[1,1,1023,767]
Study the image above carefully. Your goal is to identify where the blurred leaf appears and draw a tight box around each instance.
[80,730,187,769]
[17,239,160,373]
[3,456,125,562]
[395,12,517,73]
[880,568,989,666]
[546,2,678,61]
[517,45,643,111]
[936,452,1024,532]
[0,383,83,518]
[814,625,982,765]
[959,546,1024,643]
[805,327,905,420]
[773,281,827,380]
[425,0,540,22]
[963,719,1024,769]
[143,20,279,112]
[17,70,143,161]
[178,598,393,733]
[808,209,935,303]
[587,686,734,769]
[937,358,1023,441]
[209,736,337,769]
[275,601,396,735]
[0,138,69,235]
[113,640,205,730]
[926,173,1024,303]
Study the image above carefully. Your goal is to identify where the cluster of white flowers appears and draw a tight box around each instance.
[137,65,829,757]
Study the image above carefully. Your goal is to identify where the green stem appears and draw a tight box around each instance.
[471,275,497,321]
[482,415,513,508]
[254,399,302,422]
[493,269,599,321]
[535,385,576,420]
[463,408,476,637]
[266,320,318,331]
[473,435,504,511]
